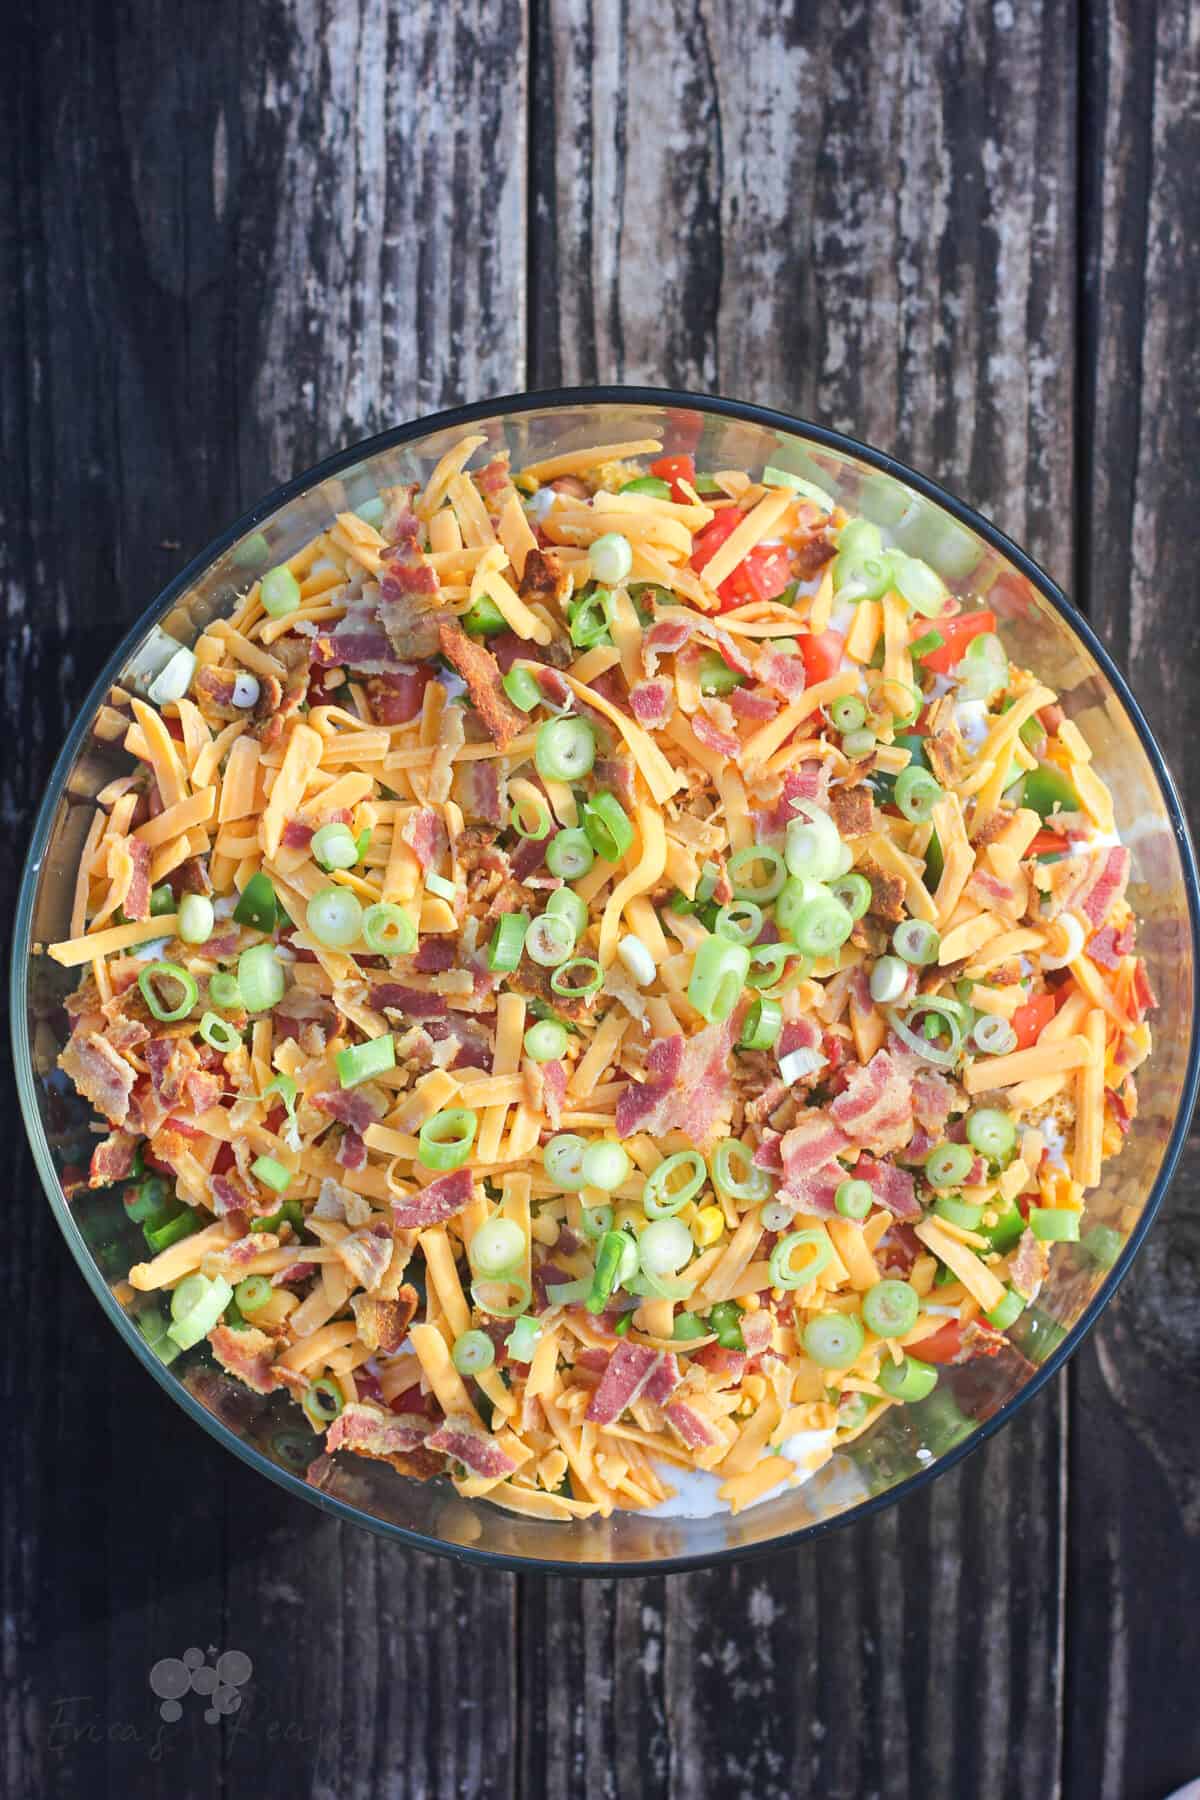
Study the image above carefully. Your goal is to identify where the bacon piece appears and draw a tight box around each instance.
[831,1050,912,1153]
[854,1153,920,1219]
[1087,921,1135,970]
[572,1344,612,1375]
[518,545,571,609]
[476,455,511,508]
[828,784,874,838]
[692,1343,747,1384]
[642,616,692,677]
[180,1069,223,1116]
[437,618,526,750]
[122,838,152,922]
[271,1260,317,1288]
[629,679,675,730]
[208,1324,283,1395]
[210,1170,257,1216]
[456,759,504,826]
[615,1016,738,1144]
[965,868,1015,910]
[1130,959,1157,1020]
[311,1087,386,1132]
[327,1400,431,1458]
[728,685,780,722]
[402,806,448,871]
[755,763,830,835]
[740,1310,774,1355]
[585,1342,662,1424]
[350,1287,419,1353]
[337,1128,367,1171]
[366,667,432,723]
[1041,845,1131,924]
[223,1232,277,1271]
[698,620,754,678]
[752,1131,784,1173]
[88,1129,139,1187]
[392,1166,474,1229]
[193,666,242,713]
[593,755,637,809]
[281,819,315,851]
[1010,1226,1049,1301]
[412,939,456,974]
[692,713,741,759]
[59,1031,135,1126]
[371,983,444,1019]
[912,1069,956,1133]
[779,1112,852,1175]
[861,860,907,923]
[664,1402,717,1449]
[756,647,808,701]
[778,1016,823,1062]
[315,599,421,674]
[643,1353,681,1406]
[793,531,837,579]
[541,1058,568,1130]
[426,1414,518,1478]
[425,1014,495,1069]
[511,835,548,881]
[337,1227,394,1292]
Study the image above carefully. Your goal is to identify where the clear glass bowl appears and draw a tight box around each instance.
[13,391,1199,1573]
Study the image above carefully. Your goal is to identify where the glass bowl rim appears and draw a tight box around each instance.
[12,383,1200,1576]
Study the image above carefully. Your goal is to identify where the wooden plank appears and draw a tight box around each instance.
[527,4,1076,1794]
[1,4,525,1796]
[1069,4,1200,1795]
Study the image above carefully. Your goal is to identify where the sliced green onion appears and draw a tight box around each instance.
[878,1355,939,1401]
[471,1217,526,1277]
[620,475,672,499]
[971,1015,1017,1056]
[869,956,909,1004]
[697,650,744,696]
[425,872,456,902]
[208,969,243,1010]
[590,532,633,586]
[511,795,552,841]
[525,911,576,968]
[862,1279,920,1338]
[924,1142,974,1188]
[419,1108,478,1171]
[178,893,215,944]
[525,1019,569,1062]
[544,1134,587,1190]
[546,887,588,937]
[580,1202,614,1240]
[264,1071,298,1126]
[302,1377,346,1427]
[889,552,945,617]
[582,792,634,862]
[361,903,418,956]
[199,1010,241,1053]
[238,943,285,1013]
[762,468,835,512]
[712,1139,771,1203]
[985,1287,1026,1330]
[966,1107,1017,1160]
[830,695,867,733]
[933,1195,985,1231]
[740,997,782,1050]
[464,593,506,636]
[149,884,176,917]
[147,646,197,706]
[502,667,541,712]
[1081,1224,1123,1269]
[452,1329,496,1375]
[586,1229,634,1312]
[336,1033,395,1088]
[260,565,301,618]
[138,962,198,1023]
[789,893,855,958]
[639,1217,694,1276]
[835,1179,873,1221]
[909,628,945,658]
[167,1273,234,1349]
[567,589,612,649]
[746,941,809,995]
[124,1175,171,1223]
[728,845,787,902]
[307,886,363,949]
[581,1140,631,1192]
[838,518,884,561]
[354,495,385,525]
[802,1312,866,1369]
[842,728,878,759]
[642,1150,707,1219]
[312,822,359,870]
[830,872,872,921]
[688,935,751,1023]
[893,918,940,966]
[837,1391,871,1431]
[488,912,529,972]
[714,899,763,945]
[506,1315,544,1362]
[550,956,602,998]
[785,807,842,882]
[759,1201,793,1232]
[673,1311,710,1342]
[252,1155,292,1194]
[770,1229,832,1290]
[535,716,596,782]
[1029,1207,1081,1243]
[836,553,894,604]
[233,871,279,932]
[895,766,944,823]
[471,1275,533,1319]
[234,1274,272,1314]
[617,934,657,986]
[546,828,595,880]
[144,1210,203,1254]
[886,998,964,1069]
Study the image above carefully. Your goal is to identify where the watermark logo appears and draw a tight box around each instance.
[148,1647,253,1725]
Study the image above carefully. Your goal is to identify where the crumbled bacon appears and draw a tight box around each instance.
[585,1342,662,1424]
[755,648,807,701]
[402,806,449,871]
[88,1129,139,1187]
[124,838,152,921]
[1010,1227,1049,1300]
[861,860,907,923]
[692,713,741,759]
[830,1049,912,1153]
[437,618,527,750]
[629,679,675,730]
[912,1069,956,1133]
[642,616,692,677]
[754,763,830,834]
[311,1087,385,1132]
[59,1032,135,1126]
[1087,921,1135,969]
[853,1153,920,1219]
[615,1015,738,1143]
[593,755,637,809]
[350,1287,419,1353]
[728,685,780,722]
[412,939,456,974]
[518,545,572,610]
[1041,845,1130,926]
[337,1128,367,1171]
[337,1227,394,1292]
[208,1324,282,1395]
[392,1166,474,1229]
[366,667,433,722]
[828,784,874,838]
[643,1353,681,1406]
[693,1343,747,1384]
[426,1415,517,1478]
[455,759,505,826]
[664,1402,717,1449]
[327,1400,430,1459]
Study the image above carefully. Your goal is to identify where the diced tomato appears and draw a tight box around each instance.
[911,1321,966,1364]
[1011,990,1058,1050]
[916,609,997,673]
[1028,829,1070,857]
[716,543,793,610]
[797,629,845,686]
[665,407,705,453]
[650,453,696,503]
[689,507,744,573]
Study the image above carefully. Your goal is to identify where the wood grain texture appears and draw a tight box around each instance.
[527,5,1074,1794]
[1068,4,1200,1796]
[2,4,525,1797]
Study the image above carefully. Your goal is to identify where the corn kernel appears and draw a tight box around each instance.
[739,1293,761,1311]
[692,1204,725,1247]
[743,1374,768,1404]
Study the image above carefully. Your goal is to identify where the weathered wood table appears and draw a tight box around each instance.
[5,4,1198,1795]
